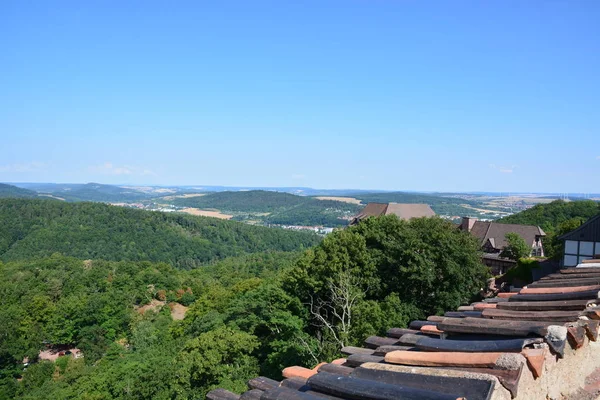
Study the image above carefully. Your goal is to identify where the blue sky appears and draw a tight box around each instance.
[1,1,598,192]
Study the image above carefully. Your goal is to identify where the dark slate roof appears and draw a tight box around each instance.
[469,221,545,250]
[558,214,600,242]
[207,268,600,400]
[351,203,435,224]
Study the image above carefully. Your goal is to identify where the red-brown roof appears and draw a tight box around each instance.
[351,203,435,224]
[468,221,545,250]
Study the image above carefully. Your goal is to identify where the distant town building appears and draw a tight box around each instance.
[459,217,546,274]
[559,214,600,267]
[350,202,435,225]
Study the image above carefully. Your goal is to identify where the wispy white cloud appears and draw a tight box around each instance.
[0,161,47,173]
[489,164,518,174]
[88,162,156,177]
[596,156,600,160]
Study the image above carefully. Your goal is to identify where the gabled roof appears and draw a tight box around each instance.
[469,221,545,250]
[351,202,435,224]
[558,214,600,242]
[352,202,389,220]
[385,203,436,220]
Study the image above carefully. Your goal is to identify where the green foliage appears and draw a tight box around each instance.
[3,204,494,399]
[284,215,488,358]
[0,199,320,267]
[0,252,320,399]
[0,256,185,367]
[16,361,55,397]
[543,218,587,259]
[171,190,309,212]
[502,258,540,284]
[500,232,531,261]
[498,200,600,260]
[170,190,360,227]
[264,200,358,227]
[176,327,260,398]
[498,200,600,234]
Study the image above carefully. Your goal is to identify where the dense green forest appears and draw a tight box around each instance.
[169,190,360,227]
[498,200,600,259]
[0,253,312,400]
[0,211,487,399]
[498,200,600,233]
[0,199,320,268]
[0,184,39,199]
[170,190,308,212]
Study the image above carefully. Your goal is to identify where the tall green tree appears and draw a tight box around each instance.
[175,327,260,399]
[500,233,531,261]
[284,215,488,358]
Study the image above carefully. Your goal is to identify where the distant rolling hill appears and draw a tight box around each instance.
[168,190,361,226]
[13,182,153,202]
[497,199,600,233]
[0,198,321,268]
[56,182,153,202]
[0,183,40,199]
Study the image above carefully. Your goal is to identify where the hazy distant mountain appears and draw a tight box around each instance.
[12,182,153,202]
[11,182,389,198]
[0,183,39,199]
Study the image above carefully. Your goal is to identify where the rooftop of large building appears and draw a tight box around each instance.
[350,202,435,224]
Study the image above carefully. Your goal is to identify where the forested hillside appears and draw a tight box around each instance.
[0,199,320,267]
[498,200,600,259]
[498,200,600,233]
[0,183,39,199]
[0,254,313,399]
[0,214,487,399]
[171,190,307,212]
[170,190,360,226]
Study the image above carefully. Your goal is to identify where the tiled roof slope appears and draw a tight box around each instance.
[469,221,546,249]
[351,203,435,224]
[385,203,436,220]
[352,203,389,220]
[207,267,600,400]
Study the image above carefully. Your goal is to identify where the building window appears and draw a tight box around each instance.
[565,240,578,254]
[580,241,595,256]
[564,255,578,266]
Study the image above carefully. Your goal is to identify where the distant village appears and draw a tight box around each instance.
[110,196,536,239]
